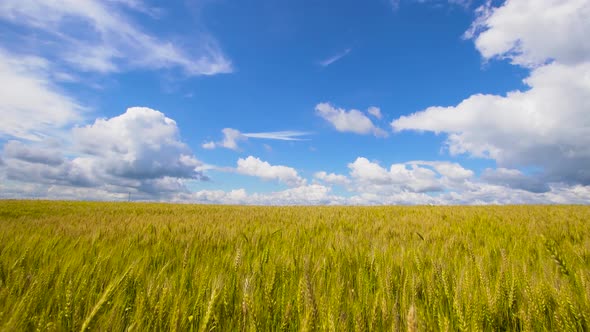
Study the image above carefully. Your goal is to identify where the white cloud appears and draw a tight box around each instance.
[236,156,306,187]
[347,192,439,205]
[348,157,391,184]
[243,131,310,141]
[466,0,590,67]
[348,157,446,193]
[314,157,474,197]
[107,0,163,18]
[0,48,84,140]
[308,157,589,205]
[437,182,590,205]
[169,180,590,206]
[73,107,205,182]
[0,181,125,201]
[392,60,590,185]
[367,106,382,119]
[448,0,471,7]
[390,0,472,11]
[319,48,351,67]
[173,184,337,205]
[2,0,588,205]
[254,184,333,204]
[203,128,309,150]
[409,161,474,182]
[203,128,244,150]
[312,158,496,202]
[0,0,232,75]
[391,0,590,186]
[2,147,589,204]
[543,184,590,204]
[201,141,217,150]
[1,107,207,199]
[314,171,350,186]
[175,188,249,205]
[315,103,387,136]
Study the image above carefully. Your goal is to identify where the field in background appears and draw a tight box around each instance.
[0,201,589,331]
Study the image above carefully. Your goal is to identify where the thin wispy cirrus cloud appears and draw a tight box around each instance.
[318,48,352,67]
[0,0,232,76]
[202,129,310,150]
[0,49,85,141]
[390,0,472,11]
[0,0,589,205]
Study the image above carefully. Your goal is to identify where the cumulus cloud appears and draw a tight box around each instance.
[2,146,589,204]
[392,0,590,187]
[317,158,475,196]
[436,181,590,205]
[415,161,474,182]
[314,171,350,186]
[309,157,589,205]
[347,192,439,205]
[0,1,232,142]
[170,179,590,206]
[1,0,588,205]
[542,184,590,205]
[203,128,309,150]
[173,184,338,205]
[313,157,563,203]
[73,107,206,181]
[315,103,387,136]
[393,54,590,185]
[250,184,334,205]
[236,156,306,187]
[203,128,244,150]
[0,49,84,140]
[348,157,447,193]
[465,0,590,67]
[1,107,207,199]
[0,0,232,75]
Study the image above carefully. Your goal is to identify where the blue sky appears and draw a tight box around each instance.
[0,0,589,204]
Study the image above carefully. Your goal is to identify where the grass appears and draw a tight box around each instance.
[0,200,589,331]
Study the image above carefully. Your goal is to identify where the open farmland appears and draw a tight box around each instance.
[0,201,589,331]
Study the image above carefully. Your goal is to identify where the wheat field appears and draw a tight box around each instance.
[0,201,589,331]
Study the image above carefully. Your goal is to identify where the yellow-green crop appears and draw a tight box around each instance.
[0,201,589,331]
